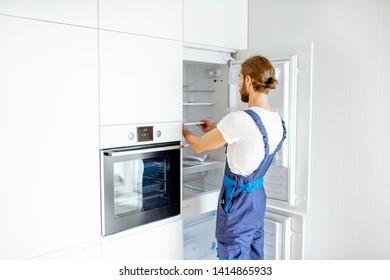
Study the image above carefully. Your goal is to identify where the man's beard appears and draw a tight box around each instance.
[239,84,249,103]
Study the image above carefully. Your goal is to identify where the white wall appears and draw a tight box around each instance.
[249,0,390,259]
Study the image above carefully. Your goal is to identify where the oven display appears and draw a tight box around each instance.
[137,126,153,142]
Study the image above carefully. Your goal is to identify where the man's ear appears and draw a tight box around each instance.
[245,75,252,86]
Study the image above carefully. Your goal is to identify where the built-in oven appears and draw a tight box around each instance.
[100,122,182,236]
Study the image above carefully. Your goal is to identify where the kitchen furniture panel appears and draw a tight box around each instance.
[0,0,97,28]
[99,31,182,126]
[31,241,102,260]
[99,0,182,40]
[50,245,102,260]
[101,219,183,259]
[0,16,100,259]
[183,0,248,50]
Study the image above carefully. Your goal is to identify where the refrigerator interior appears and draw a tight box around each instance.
[182,61,229,201]
[182,60,226,260]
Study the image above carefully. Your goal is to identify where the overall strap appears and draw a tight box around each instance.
[274,118,287,154]
[244,109,286,155]
[244,109,270,156]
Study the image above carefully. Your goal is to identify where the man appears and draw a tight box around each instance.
[182,55,286,260]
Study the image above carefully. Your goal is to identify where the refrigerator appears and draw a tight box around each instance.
[182,43,313,260]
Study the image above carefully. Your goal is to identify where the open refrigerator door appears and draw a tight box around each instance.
[182,43,313,260]
[233,43,313,260]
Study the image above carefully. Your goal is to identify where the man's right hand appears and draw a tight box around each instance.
[197,119,216,133]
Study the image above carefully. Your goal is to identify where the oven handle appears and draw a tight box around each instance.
[104,144,183,157]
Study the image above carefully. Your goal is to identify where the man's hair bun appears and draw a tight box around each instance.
[265,77,278,89]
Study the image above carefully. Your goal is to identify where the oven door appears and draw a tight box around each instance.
[101,141,182,236]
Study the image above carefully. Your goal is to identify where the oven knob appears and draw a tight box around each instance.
[156,130,162,137]
[128,132,134,140]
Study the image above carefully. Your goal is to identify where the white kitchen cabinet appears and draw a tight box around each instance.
[99,30,182,126]
[50,245,102,260]
[0,0,97,28]
[99,0,182,40]
[0,15,100,259]
[183,0,248,50]
[31,241,102,260]
[101,219,183,259]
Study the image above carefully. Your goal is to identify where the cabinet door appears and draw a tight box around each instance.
[101,220,183,259]
[31,242,102,260]
[99,0,182,40]
[0,16,100,259]
[0,0,97,27]
[183,0,248,50]
[99,31,182,126]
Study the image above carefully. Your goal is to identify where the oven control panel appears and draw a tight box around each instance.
[137,126,153,142]
[99,122,181,149]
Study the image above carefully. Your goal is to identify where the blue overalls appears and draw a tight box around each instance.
[216,109,286,260]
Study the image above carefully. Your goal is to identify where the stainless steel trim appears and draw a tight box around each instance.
[104,144,183,157]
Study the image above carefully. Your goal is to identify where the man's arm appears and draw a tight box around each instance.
[182,125,226,154]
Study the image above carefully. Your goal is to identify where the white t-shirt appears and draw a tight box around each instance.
[217,106,284,176]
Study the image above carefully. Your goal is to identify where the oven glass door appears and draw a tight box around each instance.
[102,142,181,236]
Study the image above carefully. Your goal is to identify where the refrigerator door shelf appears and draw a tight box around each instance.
[264,211,291,260]
[264,165,292,204]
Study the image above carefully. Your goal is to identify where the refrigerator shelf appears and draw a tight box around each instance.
[183,89,214,93]
[183,180,218,193]
[183,102,214,106]
[182,160,224,175]
[183,121,204,126]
